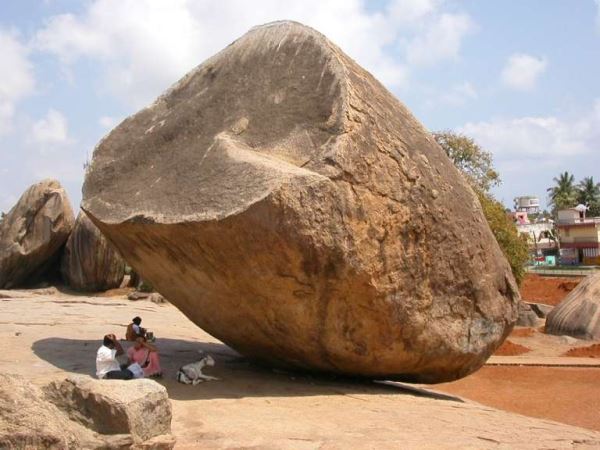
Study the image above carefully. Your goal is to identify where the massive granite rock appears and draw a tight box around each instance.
[61,211,125,291]
[0,179,74,289]
[82,21,519,383]
[546,272,600,340]
[0,374,175,449]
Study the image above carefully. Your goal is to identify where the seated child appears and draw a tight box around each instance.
[125,316,146,341]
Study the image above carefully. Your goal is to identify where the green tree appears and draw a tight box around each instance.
[433,131,500,193]
[433,130,529,285]
[577,176,600,216]
[547,171,577,214]
[475,189,529,285]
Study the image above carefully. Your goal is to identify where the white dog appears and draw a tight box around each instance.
[176,353,220,385]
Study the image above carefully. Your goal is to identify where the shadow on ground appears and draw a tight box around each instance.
[32,337,463,403]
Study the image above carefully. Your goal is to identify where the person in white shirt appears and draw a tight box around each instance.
[96,334,133,380]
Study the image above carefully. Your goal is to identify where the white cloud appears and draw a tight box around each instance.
[0,102,16,136]
[596,0,600,31]
[34,0,475,108]
[388,0,439,24]
[459,100,600,207]
[0,29,35,135]
[31,109,70,145]
[405,13,475,66]
[501,53,547,91]
[459,99,600,161]
[440,81,478,106]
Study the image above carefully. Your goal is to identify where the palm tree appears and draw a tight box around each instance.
[577,177,600,216]
[547,171,577,213]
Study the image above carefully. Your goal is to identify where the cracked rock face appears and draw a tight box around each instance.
[83,21,519,383]
[0,179,74,289]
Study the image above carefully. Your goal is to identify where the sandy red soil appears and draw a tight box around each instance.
[494,339,531,356]
[520,274,582,305]
[563,344,600,358]
[510,327,535,338]
[436,366,600,432]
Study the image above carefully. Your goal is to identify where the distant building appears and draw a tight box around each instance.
[514,196,540,214]
[557,207,600,265]
[515,217,555,258]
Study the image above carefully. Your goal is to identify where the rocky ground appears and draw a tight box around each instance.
[1,287,600,449]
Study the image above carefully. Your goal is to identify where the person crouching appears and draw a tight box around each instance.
[96,334,133,380]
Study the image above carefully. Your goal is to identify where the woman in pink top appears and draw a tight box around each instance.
[127,336,162,378]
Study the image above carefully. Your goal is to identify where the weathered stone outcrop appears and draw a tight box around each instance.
[0,179,74,289]
[546,272,600,339]
[61,211,125,291]
[82,21,519,383]
[517,302,539,326]
[0,374,175,449]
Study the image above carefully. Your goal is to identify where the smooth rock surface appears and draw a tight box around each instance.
[82,21,519,383]
[546,272,600,339]
[0,374,175,449]
[61,211,125,291]
[0,179,74,289]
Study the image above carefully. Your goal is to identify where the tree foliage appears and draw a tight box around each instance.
[547,171,577,214]
[433,131,500,193]
[475,190,529,285]
[577,176,600,216]
[433,130,528,286]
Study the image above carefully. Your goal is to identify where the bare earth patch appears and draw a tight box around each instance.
[520,274,582,305]
[563,344,600,358]
[494,339,531,356]
[510,327,536,338]
[436,366,600,432]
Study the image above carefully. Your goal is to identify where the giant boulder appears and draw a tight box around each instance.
[0,179,74,289]
[546,272,600,340]
[82,21,519,383]
[61,211,126,291]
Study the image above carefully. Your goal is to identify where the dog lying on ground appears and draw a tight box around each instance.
[176,352,220,385]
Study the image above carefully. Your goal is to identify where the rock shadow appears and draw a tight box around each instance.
[32,337,463,403]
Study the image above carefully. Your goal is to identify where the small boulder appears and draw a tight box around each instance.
[44,376,173,444]
[0,179,74,289]
[128,291,151,301]
[528,302,553,319]
[149,293,167,304]
[546,272,600,339]
[0,373,175,449]
[61,211,126,291]
[516,302,539,327]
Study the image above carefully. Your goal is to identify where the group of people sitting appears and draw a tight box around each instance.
[96,316,162,380]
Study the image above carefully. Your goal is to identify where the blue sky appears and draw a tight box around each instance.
[1,0,599,213]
